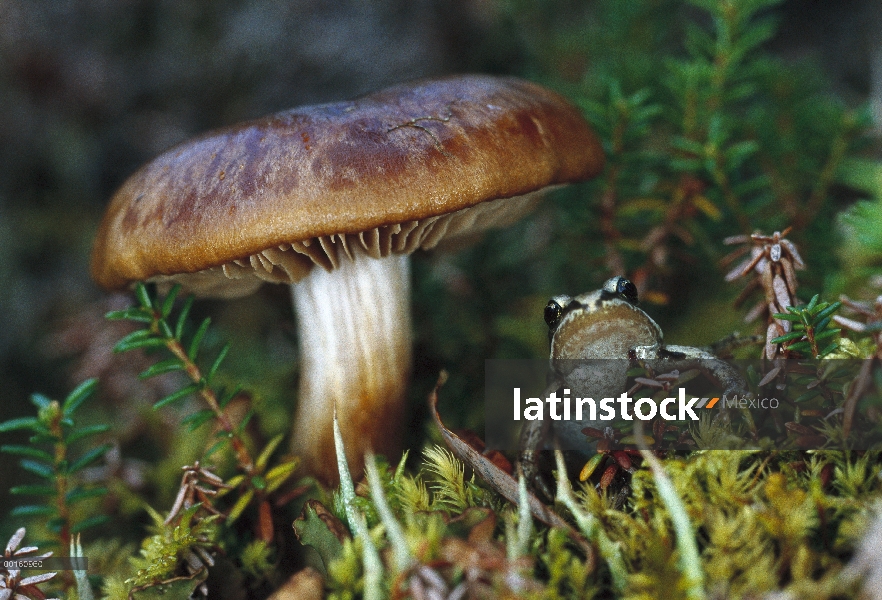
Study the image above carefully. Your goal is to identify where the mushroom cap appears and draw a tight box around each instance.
[91,74,604,295]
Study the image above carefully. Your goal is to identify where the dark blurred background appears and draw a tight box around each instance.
[0,0,879,535]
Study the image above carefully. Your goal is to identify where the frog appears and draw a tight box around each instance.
[518,276,748,496]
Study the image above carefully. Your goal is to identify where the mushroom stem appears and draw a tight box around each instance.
[290,250,411,484]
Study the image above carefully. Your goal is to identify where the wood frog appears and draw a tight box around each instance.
[518,277,747,494]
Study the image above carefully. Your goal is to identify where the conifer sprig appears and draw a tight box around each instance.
[0,379,111,552]
[107,282,298,545]
[772,294,842,358]
[107,282,255,474]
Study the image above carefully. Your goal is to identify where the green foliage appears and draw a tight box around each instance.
[839,194,882,267]
[293,501,346,573]
[98,283,305,596]
[239,539,275,582]
[108,282,298,524]
[835,158,882,290]
[0,379,111,549]
[421,445,483,513]
[477,0,873,320]
[107,283,236,422]
[772,295,843,357]
[0,282,304,599]
[301,428,882,599]
[539,528,597,599]
[319,443,552,599]
[576,450,877,598]
[100,505,219,599]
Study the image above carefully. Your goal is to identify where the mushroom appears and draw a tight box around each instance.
[90,75,604,483]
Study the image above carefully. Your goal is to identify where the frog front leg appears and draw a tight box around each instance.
[517,410,555,500]
[638,345,751,429]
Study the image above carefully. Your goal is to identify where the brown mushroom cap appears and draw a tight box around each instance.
[91,74,603,294]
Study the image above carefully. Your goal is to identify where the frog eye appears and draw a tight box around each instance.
[615,278,639,304]
[544,295,571,330]
[602,276,639,305]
